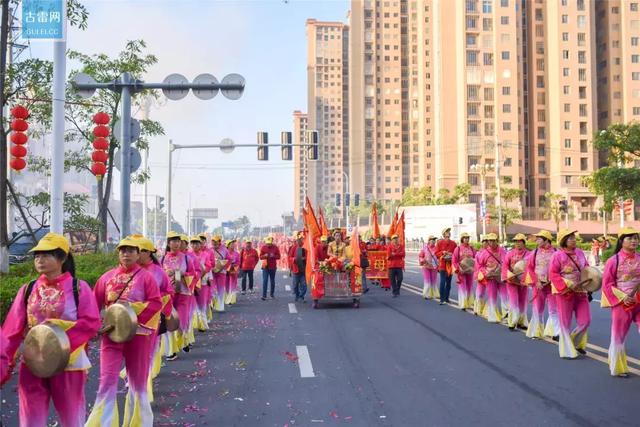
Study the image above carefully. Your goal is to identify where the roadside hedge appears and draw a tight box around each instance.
[0,252,118,323]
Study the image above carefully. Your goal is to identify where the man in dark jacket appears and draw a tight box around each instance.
[259,236,281,300]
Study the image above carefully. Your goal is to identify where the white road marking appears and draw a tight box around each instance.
[296,345,315,378]
[285,285,291,291]
[288,303,298,314]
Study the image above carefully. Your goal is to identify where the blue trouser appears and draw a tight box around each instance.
[262,268,276,298]
[292,273,307,300]
[439,270,453,303]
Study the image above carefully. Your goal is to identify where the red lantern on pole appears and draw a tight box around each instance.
[92,137,109,150]
[93,112,110,125]
[91,162,107,177]
[93,125,109,138]
[91,150,108,163]
[91,112,111,180]
[10,105,29,171]
[10,158,26,171]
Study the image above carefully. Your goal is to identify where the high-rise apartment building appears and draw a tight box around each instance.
[300,0,637,221]
[293,110,309,220]
[306,19,349,210]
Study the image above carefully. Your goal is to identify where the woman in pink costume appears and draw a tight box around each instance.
[87,237,162,427]
[181,235,201,334]
[161,232,196,358]
[473,236,489,316]
[225,239,240,305]
[524,230,559,340]
[211,235,231,312]
[475,233,505,323]
[133,235,174,401]
[190,236,211,331]
[502,234,530,330]
[601,228,640,377]
[418,236,439,300]
[2,233,100,427]
[548,229,590,359]
[452,232,476,310]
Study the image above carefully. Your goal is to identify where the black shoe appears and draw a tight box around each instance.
[439,301,445,305]
[198,329,206,333]
[509,326,516,331]
[518,324,527,330]
[167,353,178,361]
[577,348,587,355]
[364,288,370,294]
[385,288,389,291]
[183,346,190,353]
[261,297,267,301]
[241,291,246,295]
[552,335,560,342]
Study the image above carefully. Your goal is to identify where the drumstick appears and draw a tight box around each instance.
[98,324,115,334]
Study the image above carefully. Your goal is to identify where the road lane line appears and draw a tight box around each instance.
[288,303,298,314]
[400,279,640,371]
[296,345,315,378]
[285,285,291,291]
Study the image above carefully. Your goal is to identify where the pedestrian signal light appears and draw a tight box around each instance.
[345,193,351,207]
[559,199,568,213]
[281,131,292,161]
[336,193,341,206]
[354,194,360,206]
[158,196,165,211]
[257,131,268,161]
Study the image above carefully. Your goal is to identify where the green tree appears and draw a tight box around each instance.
[400,186,434,206]
[542,192,565,232]
[584,123,640,213]
[433,183,472,205]
[489,186,526,239]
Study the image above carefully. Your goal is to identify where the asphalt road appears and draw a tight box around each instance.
[1,261,638,426]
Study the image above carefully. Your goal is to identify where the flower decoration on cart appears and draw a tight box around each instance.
[319,256,345,273]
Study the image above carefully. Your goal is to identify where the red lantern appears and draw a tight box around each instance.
[11,119,28,132]
[91,150,108,163]
[10,158,26,171]
[93,112,110,125]
[91,162,107,176]
[92,137,109,150]
[93,125,109,138]
[10,132,28,145]
[10,145,27,158]
[10,105,29,119]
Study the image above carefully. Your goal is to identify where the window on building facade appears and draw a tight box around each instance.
[562,32,569,41]
[577,16,586,28]
[565,138,571,148]
[483,18,493,30]
[563,50,569,60]
[538,160,546,174]
[578,51,586,63]
[563,68,570,77]
[565,157,572,167]
[561,15,568,24]
[482,0,491,13]
[632,37,639,46]
[503,122,511,131]
[564,175,572,185]
[502,86,511,95]
[501,51,510,60]
[634,107,640,115]
[483,52,494,65]
[501,16,509,25]
[484,87,494,101]
[580,158,588,171]
[564,121,571,130]
[501,0,508,6]
[577,33,586,46]
[632,3,638,11]
[538,145,545,156]
[579,68,587,81]
[538,127,546,139]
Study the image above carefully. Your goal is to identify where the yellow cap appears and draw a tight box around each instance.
[428,235,437,241]
[116,237,141,251]
[179,234,189,243]
[513,233,527,242]
[190,235,201,243]
[460,232,471,239]
[244,238,253,243]
[198,233,207,240]
[132,236,156,252]
[391,234,399,239]
[485,233,498,241]
[29,232,70,255]
[618,227,639,238]
[320,236,328,242]
[442,227,451,235]
[557,229,577,246]
[295,231,305,239]
[534,230,553,242]
[211,235,222,242]
[226,239,236,247]
[166,231,180,240]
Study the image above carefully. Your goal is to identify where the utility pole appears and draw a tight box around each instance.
[0,0,12,272]
[343,171,350,227]
[73,72,245,239]
[494,140,504,242]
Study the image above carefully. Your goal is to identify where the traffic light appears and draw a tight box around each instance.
[354,193,360,206]
[335,193,341,206]
[257,131,268,161]
[458,217,463,224]
[559,199,568,213]
[158,196,165,211]
[306,130,318,161]
[281,131,292,161]
[345,193,351,207]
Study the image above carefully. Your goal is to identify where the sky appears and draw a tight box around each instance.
[25,0,350,230]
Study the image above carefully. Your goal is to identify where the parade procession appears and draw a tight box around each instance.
[3,0,640,426]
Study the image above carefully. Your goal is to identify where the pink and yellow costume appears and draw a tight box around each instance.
[226,249,240,305]
[473,247,487,315]
[87,264,162,427]
[418,243,439,299]
[2,273,100,427]
[502,247,530,329]
[161,251,196,350]
[452,243,476,309]
[476,246,506,323]
[548,248,590,359]
[211,245,231,312]
[601,250,640,376]
[189,248,211,330]
[524,245,558,339]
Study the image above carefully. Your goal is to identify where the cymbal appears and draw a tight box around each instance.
[101,302,138,343]
[23,322,70,378]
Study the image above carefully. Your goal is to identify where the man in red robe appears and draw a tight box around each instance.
[435,227,457,305]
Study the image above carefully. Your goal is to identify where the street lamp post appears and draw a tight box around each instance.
[470,163,494,237]
[343,171,350,227]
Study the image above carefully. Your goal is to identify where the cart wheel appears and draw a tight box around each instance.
[353,299,360,309]
[313,300,319,309]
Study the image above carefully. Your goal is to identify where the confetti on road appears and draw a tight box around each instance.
[283,351,300,362]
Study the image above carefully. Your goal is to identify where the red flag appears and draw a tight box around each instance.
[318,207,329,237]
[371,203,380,238]
[304,197,321,238]
[350,227,363,294]
[396,211,405,246]
[387,210,398,237]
